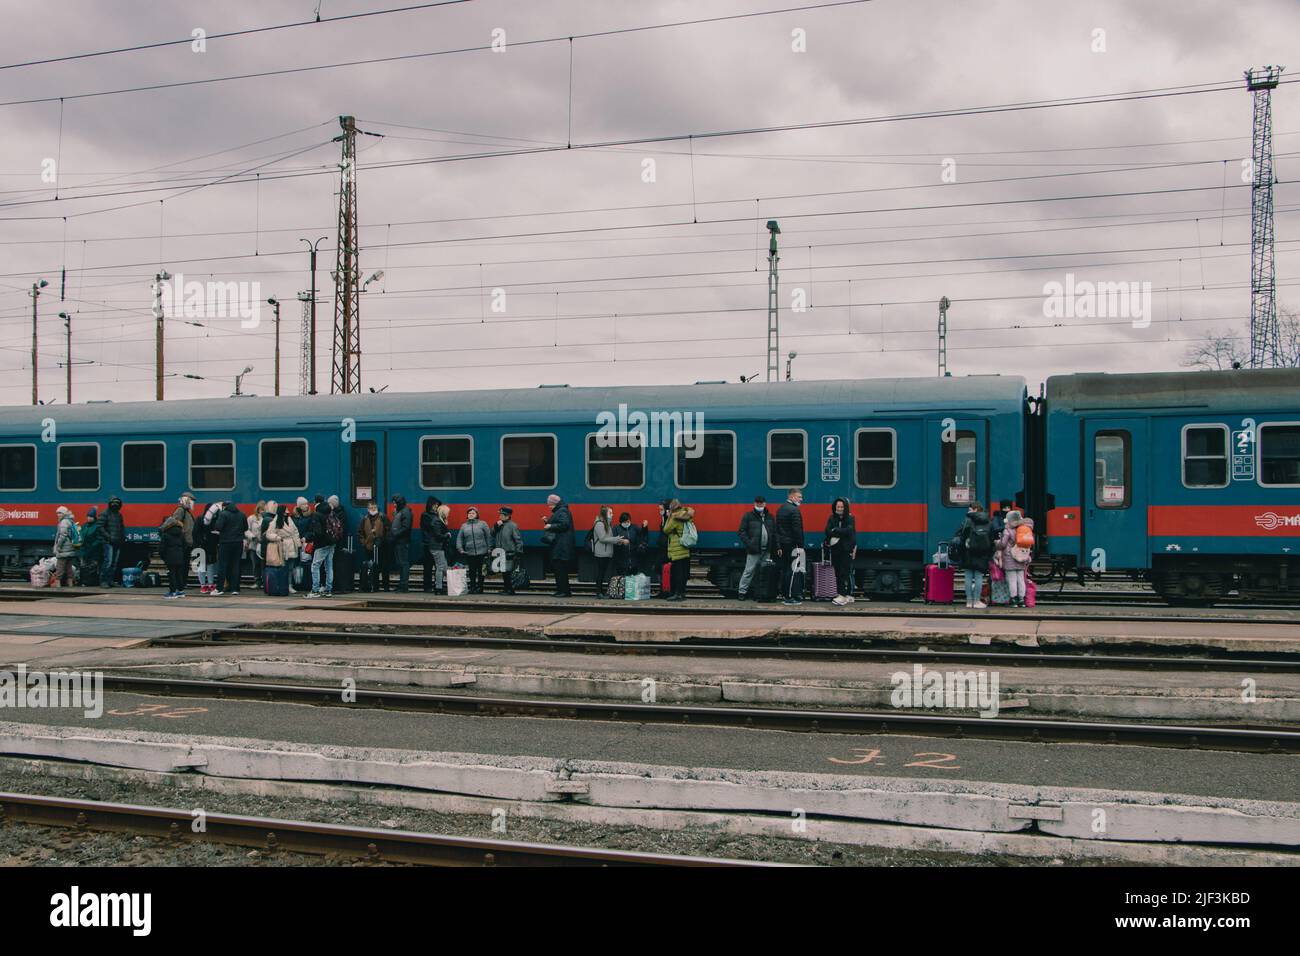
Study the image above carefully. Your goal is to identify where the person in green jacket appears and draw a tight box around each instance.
[661,501,695,601]
[80,506,104,586]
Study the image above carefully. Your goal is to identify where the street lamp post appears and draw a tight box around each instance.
[786,351,798,381]
[152,270,172,401]
[267,297,282,396]
[57,311,71,404]
[301,236,328,395]
[30,279,47,405]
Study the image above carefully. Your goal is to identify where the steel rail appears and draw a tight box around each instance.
[78,672,1300,754]
[0,791,774,867]
[153,626,1300,673]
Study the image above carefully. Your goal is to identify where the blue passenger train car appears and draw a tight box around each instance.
[1040,369,1300,602]
[0,376,1028,598]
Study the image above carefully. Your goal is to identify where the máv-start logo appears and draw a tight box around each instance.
[1255,512,1300,531]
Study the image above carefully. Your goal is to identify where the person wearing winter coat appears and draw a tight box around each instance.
[389,494,413,592]
[80,507,104,586]
[824,497,859,606]
[159,494,195,598]
[997,510,1034,608]
[213,501,246,595]
[736,496,776,600]
[306,501,336,597]
[419,496,448,593]
[493,506,523,594]
[245,501,267,585]
[455,507,493,594]
[541,494,575,597]
[775,488,806,605]
[661,501,696,601]
[954,503,994,609]
[610,512,642,576]
[101,496,126,587]
[264,505,302,587]
[195,502,221,593]
[52,506,78,587]
[590,506,617,597]
[358,501,390,592]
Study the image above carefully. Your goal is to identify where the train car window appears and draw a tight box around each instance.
[0,444,36,491]
[190,441,235,491]
[1259,424,1300,486]
[941,431,977,506]
[421,436,473,489]
[855,429,896,488]
[502,435,556,489]
[767,431,807,487]
[260,439,308,490]
[351,440,377,505]
[1182,424,1229,488]
[676,431,736,489]
[1094,431,1130,508]
[57,443,100,492]
[586,434,644,489]
[122,442,165,491]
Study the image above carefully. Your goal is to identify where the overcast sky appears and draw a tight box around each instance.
[0,0,1294,404]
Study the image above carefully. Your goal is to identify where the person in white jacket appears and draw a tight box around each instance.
[591,506,617,598]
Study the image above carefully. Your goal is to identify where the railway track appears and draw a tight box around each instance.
[153,625,1300,672]
[71,672,1300,753]
[0,791,771,867]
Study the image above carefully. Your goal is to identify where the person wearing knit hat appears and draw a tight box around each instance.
[81,506,104,587]
[52,507,78,587]
[541,494,575,597]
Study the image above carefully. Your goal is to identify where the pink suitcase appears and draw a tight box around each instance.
[1025,574,1037,608]
[812,552,838,600]
[924,564,955,604]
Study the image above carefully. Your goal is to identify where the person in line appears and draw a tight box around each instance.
[327,494,348,543]
[80,506,104,587]
[775,488,805,606]
[52,506,79,587]
[494,506,523,594]
[736,495,776,601]
[610,511,642,579]
[456,506,493,594]
[290,497,315,594]
[824,497,860,606]
[998,509,1034,608]
[955,502,994,609]
[359,500,389,593]
[265,503,302,592]
[213,500,246,595]
[590,505,617,598]
[196,502,221,594]
[661,500,696,601]
[246,500,267,586]
[420,496,447,593]
[307,499,336,598]
[101,496,125,587]
[653,498,673,595]
[991,498,1013,540]
[159,493,195,599]
[389,494,413,592]
[542,494,575,597]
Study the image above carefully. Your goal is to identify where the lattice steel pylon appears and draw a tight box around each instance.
[331,115,362,394]
[297,291,312,395]
[765,220,781,382]
[1247,66,1284,368]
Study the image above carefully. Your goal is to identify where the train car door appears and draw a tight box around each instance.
[347,430,387,511]
[927,418,988,551]
[1082,419,1147,570]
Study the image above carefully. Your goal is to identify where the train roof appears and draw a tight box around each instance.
[1046,369,1300,413]
[0,375,1027,430]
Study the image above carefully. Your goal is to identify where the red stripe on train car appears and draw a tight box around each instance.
[1148,505,1300,537]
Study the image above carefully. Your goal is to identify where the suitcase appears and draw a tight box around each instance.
[923,564,955,604]
[754,558,780,601]
[607,575,625,599]
[264,564,289,597]
[332,545,355,594]
[80,562,101,587]
[291,561,307,591]
[1025,574,1037,608]
[661,561,672,595]
[509,564,530,592]
[812,547,838,600]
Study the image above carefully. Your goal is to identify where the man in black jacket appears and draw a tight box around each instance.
[101,496,126,587]
[736,496,776,600]
[542,494,575,597]
[389,494,413,592]
[775,488,805,605]
[213,501,246,595]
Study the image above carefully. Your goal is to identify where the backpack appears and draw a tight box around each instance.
[325,511,344,544]
[583,527,596,553]
[965,522,993,560]
[1015,524,1035,549]
[679,521,698,549]
[68,520,82,549]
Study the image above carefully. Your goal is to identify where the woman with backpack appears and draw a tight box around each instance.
[824,497,860,606]
[997,510,1035,608]
[196,502,221,594]
[455,507,493,594]
[590,506,616,598]
[420,497,449,593]
[661,500,696,601]
[52,506,79,587]
[954,503,994,609]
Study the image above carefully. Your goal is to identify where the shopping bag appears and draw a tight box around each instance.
[446,565,468,597]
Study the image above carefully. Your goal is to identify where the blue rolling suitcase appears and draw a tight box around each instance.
[264,564,289,597]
